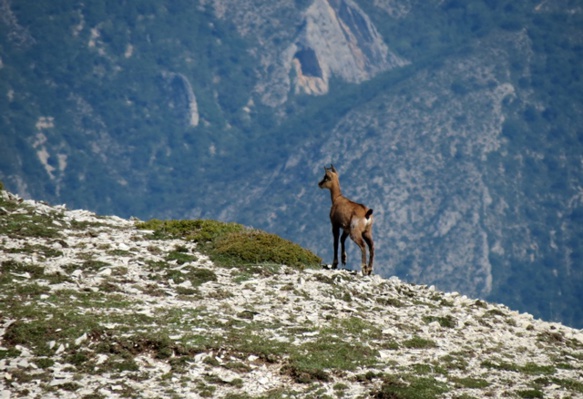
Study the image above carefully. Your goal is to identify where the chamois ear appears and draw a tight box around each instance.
[330,164,337,173]
[365,209,373,219]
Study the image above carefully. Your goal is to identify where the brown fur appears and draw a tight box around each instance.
[318,165,375,275]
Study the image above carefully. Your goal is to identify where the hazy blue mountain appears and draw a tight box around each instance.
[1,0,582,327]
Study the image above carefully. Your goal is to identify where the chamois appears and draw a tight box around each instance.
[318,165,375,275]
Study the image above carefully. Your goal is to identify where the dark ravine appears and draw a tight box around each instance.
[1,189,582,398]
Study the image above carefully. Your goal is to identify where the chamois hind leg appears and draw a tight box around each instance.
[351,235,368,276]
[363,230,374,276]
[332,225,341,269]
[340,230,349,265]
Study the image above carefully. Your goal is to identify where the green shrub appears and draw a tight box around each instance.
[450,376,489,389]
[481,360,555,375]
[422,315,456,328]
[403,336,437,349]
[285,335,379,383]
[3,315,99,357]
[516,389,543,398]
[166,267,217,287]
[137,219,244,242]
[373,374,449,399]
[213,230,321,268]
[137,219,321,269]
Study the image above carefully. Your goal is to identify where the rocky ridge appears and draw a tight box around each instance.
[1,189,582,399]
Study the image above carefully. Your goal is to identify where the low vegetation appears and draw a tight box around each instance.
[136,219,322,269]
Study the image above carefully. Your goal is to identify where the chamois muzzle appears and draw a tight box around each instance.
[318,165,334,188]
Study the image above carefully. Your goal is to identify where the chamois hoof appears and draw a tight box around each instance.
[362,265,373,276]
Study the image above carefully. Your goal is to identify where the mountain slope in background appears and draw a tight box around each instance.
[0,0,582,328]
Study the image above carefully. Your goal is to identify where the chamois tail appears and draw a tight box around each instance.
[365,209,373,220]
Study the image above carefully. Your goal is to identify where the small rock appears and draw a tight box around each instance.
[194,353,207,363]
[50,379,73,386]
[98,268,112,276]
[258,376,270,385]
[75,333,88,346]
[14,346,30,357]
[117,243,130,251]
[3,320,16,329]
[95,354,108,365]
[10,272,31,279]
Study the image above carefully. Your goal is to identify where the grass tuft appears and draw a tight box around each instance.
[422,315,456,328]
[481,360,555,375]
[402,336,437,349]
[372,374,449,399]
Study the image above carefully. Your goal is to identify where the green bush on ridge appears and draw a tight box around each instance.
[137,219,321,269]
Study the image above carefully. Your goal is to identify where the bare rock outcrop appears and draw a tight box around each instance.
[162,72,200,128]
[291,0,408,96]
[212,0,406,105]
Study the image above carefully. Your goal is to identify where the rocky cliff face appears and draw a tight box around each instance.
[290,0,408,96]
[212,0,405,105]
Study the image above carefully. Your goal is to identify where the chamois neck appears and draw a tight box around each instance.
[329,181,343,203]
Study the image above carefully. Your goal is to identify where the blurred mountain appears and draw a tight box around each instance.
[1,0,582,327]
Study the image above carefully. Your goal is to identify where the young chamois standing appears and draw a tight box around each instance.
[318,165,375,275]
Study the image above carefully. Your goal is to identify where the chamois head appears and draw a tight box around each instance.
[318,165,338,190]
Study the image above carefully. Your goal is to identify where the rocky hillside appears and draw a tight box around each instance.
[1,190,582,399]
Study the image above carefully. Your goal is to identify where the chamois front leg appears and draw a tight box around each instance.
[340,230,349,265]
[332,225,341,269]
